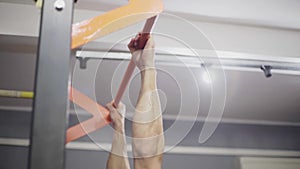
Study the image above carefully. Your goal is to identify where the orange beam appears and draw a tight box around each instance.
[71,0,163,49]
[66,87,111,143]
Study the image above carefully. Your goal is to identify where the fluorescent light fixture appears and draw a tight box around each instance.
[202,71,212,84]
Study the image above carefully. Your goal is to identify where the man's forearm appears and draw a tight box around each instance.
[133,69,162,123]
[106,130,130,169]
[132,69,164,162]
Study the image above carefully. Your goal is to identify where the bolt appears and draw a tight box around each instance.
[54,0,65,11]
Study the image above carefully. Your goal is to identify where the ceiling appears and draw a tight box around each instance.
[1,0,299,30]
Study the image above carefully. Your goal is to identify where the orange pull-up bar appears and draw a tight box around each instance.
[113,16,157,107]
[72,0,163,49]
[66,0,163,143]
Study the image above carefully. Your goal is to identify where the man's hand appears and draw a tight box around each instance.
[106,102,130,169]
[128,33,155,71]
[106,101,126,133]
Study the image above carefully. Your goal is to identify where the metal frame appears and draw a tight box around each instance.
[28,0,74,169]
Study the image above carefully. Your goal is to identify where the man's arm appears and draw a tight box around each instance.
[106,102,130,169]
[129,34,165,169]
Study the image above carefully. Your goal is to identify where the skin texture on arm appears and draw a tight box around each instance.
[106,102,130,169]
[129,35,165,169]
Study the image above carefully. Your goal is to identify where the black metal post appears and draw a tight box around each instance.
[28,0,74,169]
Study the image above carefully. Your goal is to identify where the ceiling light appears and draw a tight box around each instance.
[202,71,212,84]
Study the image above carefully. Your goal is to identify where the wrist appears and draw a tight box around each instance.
[137,64,155,71]
[113,121,125,133]
[140,68,157,90]
[141,68,157,75]
[114,126,125,133]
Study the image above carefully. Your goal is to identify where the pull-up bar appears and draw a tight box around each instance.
[113,16,157,107]
[71,0,163,49]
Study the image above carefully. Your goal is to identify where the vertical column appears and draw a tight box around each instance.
[28,0,74,169]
